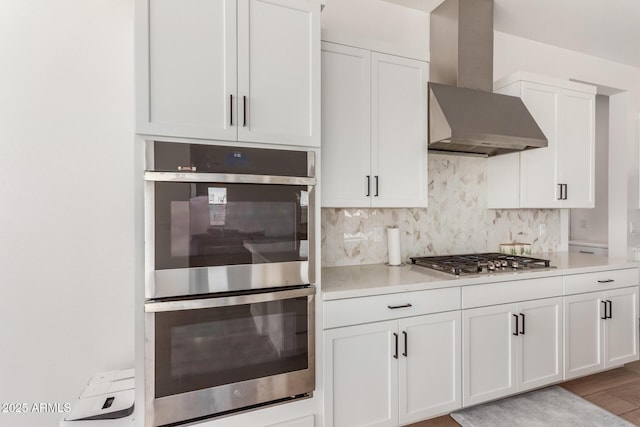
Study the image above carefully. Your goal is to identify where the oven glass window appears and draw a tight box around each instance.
[154,182,309,269]
[154,296,310,398]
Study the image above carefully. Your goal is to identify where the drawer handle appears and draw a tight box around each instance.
[388,303,412,310]
[597,279,614,283]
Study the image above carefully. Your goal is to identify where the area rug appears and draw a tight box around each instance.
[451,386,634,427]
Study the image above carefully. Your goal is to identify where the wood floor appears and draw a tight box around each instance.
[409,359,640,427]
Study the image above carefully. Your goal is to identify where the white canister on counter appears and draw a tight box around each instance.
[387,228,402,266]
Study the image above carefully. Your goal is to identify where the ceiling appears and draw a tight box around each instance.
[382,0,640,68]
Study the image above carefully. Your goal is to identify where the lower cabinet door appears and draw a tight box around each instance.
[517,298,563,391]
[564,292,604,379]
[324,321,399,427]
[398,311,461,425]
[462,304,517,406]
[604,287,639,367]
[266,415,315,427]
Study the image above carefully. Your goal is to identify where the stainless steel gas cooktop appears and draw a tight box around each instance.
[409,253,552,276]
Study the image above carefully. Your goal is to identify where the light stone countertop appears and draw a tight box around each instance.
[321,252,640,300]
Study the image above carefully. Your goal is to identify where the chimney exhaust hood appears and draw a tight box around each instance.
[428,0,547,156]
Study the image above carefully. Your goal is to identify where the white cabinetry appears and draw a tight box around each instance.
[323,288,461,427]
[136,0,320,146]
[267,415,315,427]
[398,312,461,425]
[322,265,639,426]
[487,72,595,208]
[563,269,639,379]
[324,320,398,427]
[462,297,563,406]
[321,42,428,207]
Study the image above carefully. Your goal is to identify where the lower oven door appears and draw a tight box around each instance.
[144,286,315,427]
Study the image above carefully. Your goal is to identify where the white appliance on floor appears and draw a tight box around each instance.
[60,369,135,426]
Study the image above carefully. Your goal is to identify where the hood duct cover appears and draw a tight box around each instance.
[428,0,547,156]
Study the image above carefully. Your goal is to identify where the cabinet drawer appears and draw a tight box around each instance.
[462,276,563,309]
[564,268,639,295]
[323,287,460,329]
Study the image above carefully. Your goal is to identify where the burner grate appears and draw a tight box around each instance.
[410,253,551,276]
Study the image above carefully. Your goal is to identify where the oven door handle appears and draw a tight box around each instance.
[145,286,316,312]
[144,171,316,186]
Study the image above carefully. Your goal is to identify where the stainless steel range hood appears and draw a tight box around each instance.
[428,0,547,156]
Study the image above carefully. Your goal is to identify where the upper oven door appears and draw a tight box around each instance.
[144,144,316,299]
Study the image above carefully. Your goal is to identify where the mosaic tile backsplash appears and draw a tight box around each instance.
[321,154,561,267]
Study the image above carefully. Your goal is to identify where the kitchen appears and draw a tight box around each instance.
[1,1,640,427]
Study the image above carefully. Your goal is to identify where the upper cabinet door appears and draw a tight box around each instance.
[321,43,372,207]
[237,0,320,146]
[371,53,428,208]
[488,73,596,209]
[137,0,237,140]
[519,82,560,208]
[558,89,595,208]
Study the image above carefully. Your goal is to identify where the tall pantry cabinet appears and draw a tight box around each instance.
[321,42,429,208]
[136,0,320,147]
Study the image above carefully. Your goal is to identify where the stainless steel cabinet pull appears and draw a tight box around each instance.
[597,279,614,283]
[229,94,233,126]
[512,313,519,336]
[606,300,613,319]
[402,331,408,357]
[366,175,371,197]
[242,96,247,127]
[564,184,568,200]
[601,300,607,320]
[579,250,595,254]
[177,166,196,172]
[374,175,379,197]
[393,333,399,359]
[387,303,412,309]
[520,313,525,335]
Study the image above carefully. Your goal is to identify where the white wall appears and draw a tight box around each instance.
[570,95,609,244]
[321,0,429,60]
[0,1,134,426]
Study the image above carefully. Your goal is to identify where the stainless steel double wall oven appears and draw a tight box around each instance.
[144,141,316,427]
